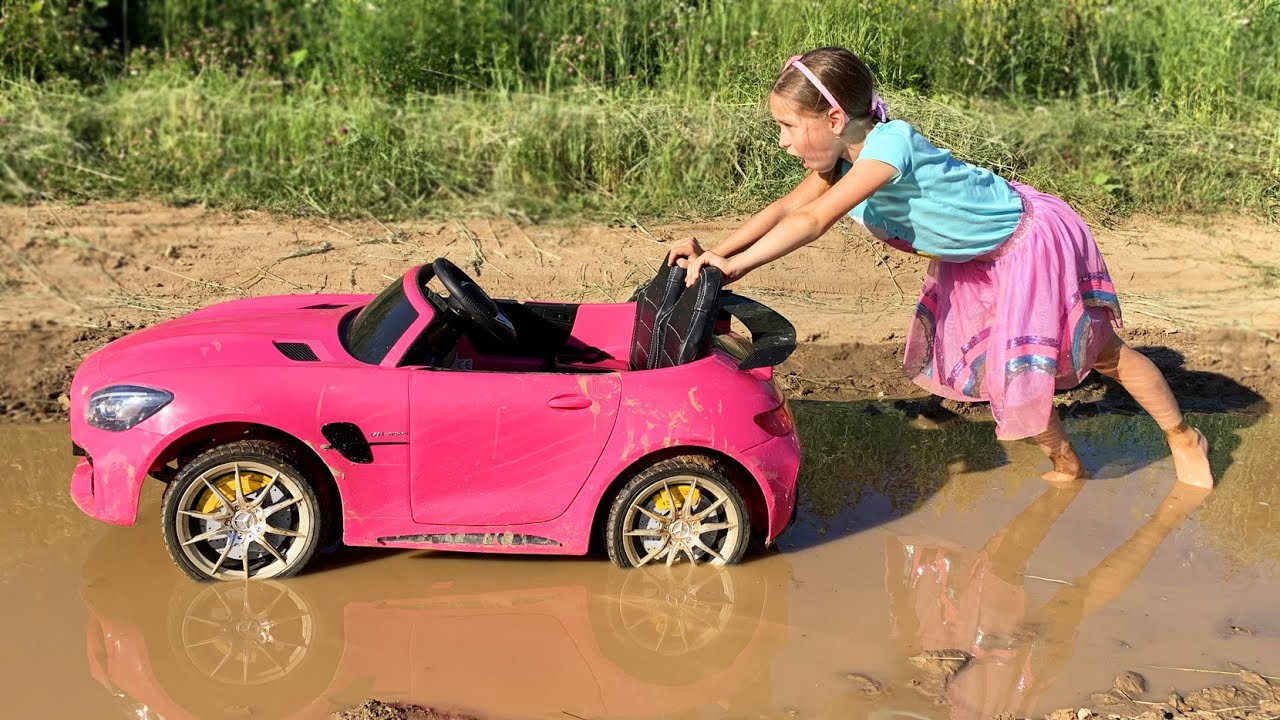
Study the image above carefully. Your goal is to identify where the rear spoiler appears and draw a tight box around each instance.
[717,292,797,370]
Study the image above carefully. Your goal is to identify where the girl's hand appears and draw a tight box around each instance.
[685,251,741,287]
[666,236,704,267]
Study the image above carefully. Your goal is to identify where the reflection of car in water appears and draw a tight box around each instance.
[81,526,790,719]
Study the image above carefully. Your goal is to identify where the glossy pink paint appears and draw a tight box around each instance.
[69,265,800,558]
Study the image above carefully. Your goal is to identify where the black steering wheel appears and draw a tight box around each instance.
[429,258,518,345]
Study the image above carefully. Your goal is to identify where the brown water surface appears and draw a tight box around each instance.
[2,408,1276,719]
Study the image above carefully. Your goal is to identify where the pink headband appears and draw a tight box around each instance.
[783,55,889,123]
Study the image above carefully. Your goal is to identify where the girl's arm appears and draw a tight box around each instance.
[711,169,839,258]
[686,159,897,284]
[668,169,835,266]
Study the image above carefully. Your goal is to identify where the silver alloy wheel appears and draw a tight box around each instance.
[173,461,314,580]
[180,581,315,685]
[619,474,744,567]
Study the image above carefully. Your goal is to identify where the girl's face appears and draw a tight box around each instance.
[769,92,847,173]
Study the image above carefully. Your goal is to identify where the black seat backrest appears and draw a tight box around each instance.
[629,261,687,370]
[653,266,723,369]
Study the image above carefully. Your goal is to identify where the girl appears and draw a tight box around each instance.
[671,47,1212,489]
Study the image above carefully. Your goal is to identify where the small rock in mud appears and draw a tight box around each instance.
[330,700,486,720]
[1114,671,1147,697]
[908,649,972,678]
[844,672,883,697]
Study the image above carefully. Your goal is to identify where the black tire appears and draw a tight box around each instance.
[606,456,751,568]
[162,440,324,582]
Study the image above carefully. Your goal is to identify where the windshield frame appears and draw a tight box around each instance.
[342,269,447,366]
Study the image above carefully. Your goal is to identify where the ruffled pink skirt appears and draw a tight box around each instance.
[903,183,1122,440]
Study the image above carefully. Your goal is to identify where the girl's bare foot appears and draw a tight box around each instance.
[1166,423,1213,490]
[1033,415,1090,483]
[1041,447,1090,484]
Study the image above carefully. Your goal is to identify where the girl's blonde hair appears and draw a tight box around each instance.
[772,47,882,123]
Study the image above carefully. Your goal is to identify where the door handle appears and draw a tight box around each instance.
[548,394,593,410]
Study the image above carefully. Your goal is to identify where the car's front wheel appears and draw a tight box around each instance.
[606,456,751,568]
[162,440,323,582]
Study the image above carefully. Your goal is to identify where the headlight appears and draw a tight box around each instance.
[86,385,173,432]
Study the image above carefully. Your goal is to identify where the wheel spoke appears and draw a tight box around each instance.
[661,478,679,518]
[636,505,667,524]
[665,542,680,567]
[249,471,282,510]
[624,528,666,537]
[210,538,235,575]
[691,536,727,564]
[258,644,287,674]
[182,526,231,547]
[254,537,288,565]
[681,478,699,520]
[242,543,252,578]
[636,538,669,567]
[691,496,727,522]
[200,476,234,512]
[234,464,246,506]
[258,585,290,619]
[264,524,305,539]
[261,496,301,519]
[185,637,222,650]
[179,508,229,522]
[696,521,737,534]
[210,646,234,678]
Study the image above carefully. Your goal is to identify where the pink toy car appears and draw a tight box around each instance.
[69,258,800,581]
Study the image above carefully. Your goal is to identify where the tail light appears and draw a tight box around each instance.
[754,401,794,437]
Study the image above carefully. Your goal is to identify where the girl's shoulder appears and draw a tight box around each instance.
[868,119,928,148]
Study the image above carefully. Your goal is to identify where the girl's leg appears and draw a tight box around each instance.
[1092,333,1213,489]
[1033,410,1088,483]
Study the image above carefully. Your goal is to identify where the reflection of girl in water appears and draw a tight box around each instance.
[886,484,1209,719]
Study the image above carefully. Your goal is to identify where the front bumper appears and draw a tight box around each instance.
[68,429,163,527]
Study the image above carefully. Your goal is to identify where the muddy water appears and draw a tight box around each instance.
[2,406,1278,720]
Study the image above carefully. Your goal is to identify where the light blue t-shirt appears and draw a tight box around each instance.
[842,120,1023,262]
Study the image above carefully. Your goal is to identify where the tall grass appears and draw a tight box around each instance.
[7,0,1277,114]
[4,69,1276,219]
[2,0,1278,219]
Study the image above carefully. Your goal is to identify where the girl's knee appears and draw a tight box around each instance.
[1091,331,1124,377]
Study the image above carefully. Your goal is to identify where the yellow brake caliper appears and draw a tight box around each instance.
[197,471,272,514]
[653,484,701,515]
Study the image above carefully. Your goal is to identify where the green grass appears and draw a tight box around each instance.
[1,0,1278,220]
[3,70,1276,221]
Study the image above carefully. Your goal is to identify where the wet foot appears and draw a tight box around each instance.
[1041,454,1089,484]
[1167,424,1213,490]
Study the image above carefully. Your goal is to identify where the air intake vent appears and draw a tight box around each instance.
[302,303,346,310]
[273,341,319,362]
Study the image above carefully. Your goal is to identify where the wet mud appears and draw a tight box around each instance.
[3,407,1278,720]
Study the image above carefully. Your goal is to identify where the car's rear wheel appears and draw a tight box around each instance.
[606,456,751,568]
[162,440,323,582]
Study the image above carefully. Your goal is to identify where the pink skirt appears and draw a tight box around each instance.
[903,182,1122,440]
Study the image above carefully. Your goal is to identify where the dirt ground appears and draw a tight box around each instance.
[0,201,1276,422]
[329,666,1280,720]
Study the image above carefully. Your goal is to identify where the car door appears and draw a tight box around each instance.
[408,370,621,526]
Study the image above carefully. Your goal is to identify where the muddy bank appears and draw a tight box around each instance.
[1,201,1277,422]
[333,667,1280,720]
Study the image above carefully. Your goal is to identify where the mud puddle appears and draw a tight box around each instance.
[2,408,1278,720]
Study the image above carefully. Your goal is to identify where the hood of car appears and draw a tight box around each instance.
[94,294,371,379]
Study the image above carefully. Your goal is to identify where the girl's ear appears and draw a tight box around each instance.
[827,106,847,135]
